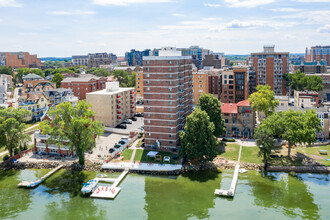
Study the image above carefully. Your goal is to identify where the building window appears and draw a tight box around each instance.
[168,67,172,71]
[169,101,172,105]
[146,67,150,71]
[146,107,150,110]
[169,115,173,118]
[146,87,150,91]
[146,74,150,78]
[146,100,150,104]
[169,88,172,92]
[169,134,173,138]
[169,141,173,145]
[168,61,172,64]
[147,120,150,124]
[169,74,172,78]
[169,108,172,112]
[225,119,228,123]
[146,61,150,64]
[169,121,173,125]
[169,95,172,98]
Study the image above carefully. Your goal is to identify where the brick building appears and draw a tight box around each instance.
[86,82,135,127]
[202,54,222,69]
[221,67,248,103]
[251,45,289,96]
[192,71,209,105]
[221,100,255,138]
[306,46,330,66]
[0,52,42,68]
[143,47,193,149]
[61,76,106,100]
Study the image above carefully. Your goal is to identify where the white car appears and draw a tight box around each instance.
[163,156,171,163]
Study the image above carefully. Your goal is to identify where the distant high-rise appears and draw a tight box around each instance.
[306,46,330,66]
[251,45,289,96]
[87,53,112,68]
[0,52,42,68]
[125,49,151,66]
[143,47,193,149]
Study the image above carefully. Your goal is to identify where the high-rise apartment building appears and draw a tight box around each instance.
[192,71,209,105]
[125,49,151,66]
[0,52,42,68]
[143,47,193,149]
[136,71,144,102]
[251,45,289,96]
[72,55,88,66]
[87,53,112,68]
[221,67,248,103]
[202,54,222,69]
[306,46,330,66]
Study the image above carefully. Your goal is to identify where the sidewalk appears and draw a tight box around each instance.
[0,150,8,157]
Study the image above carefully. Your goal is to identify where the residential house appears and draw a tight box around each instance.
[0,74,13,91]
[23,80,56,94]
[43,88,78,107]
[18,93,50,121]
[294,90,318,108]
[22,73,43,81]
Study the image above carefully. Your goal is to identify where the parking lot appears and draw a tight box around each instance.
[87,117,144,162]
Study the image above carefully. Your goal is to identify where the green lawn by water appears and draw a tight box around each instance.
[297,145,330,166]
[218,143,263,164]
[134,149,180,164]
[121,149,133,161]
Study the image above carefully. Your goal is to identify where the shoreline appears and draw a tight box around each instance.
[1,161,329,174]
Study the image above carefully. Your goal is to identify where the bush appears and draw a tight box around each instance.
[3,155,9,162]
[14,148,19,155]
[222,138,236,142]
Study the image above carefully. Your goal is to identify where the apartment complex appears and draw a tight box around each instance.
[292,61,327,74]
[251,45,289,96]
[125,49,151,66]
[306,46,330,65]
[61,76,106,100]
[192,71,209,105]
[87,53,112,68]
[0,52,42,68]
[86,82,135,127]
[23,80,56,93]
[202,54,222,69]
[0,74,13,91]
[136,71,143,102]
[143,47,193,149]
[72,55,88,66]
[221,100,255,138]
[221,67,249,103]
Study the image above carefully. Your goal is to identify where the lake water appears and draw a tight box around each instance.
[0,169,329,220]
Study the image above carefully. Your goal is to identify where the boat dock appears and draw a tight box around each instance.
[101,162,182,172]
[90,168,129,199]
[18,165,63,188]
[214,145,242,197]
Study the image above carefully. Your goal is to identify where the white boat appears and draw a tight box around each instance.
[97,174,108,178]
[81,179,99,195]
[238,168,248,174]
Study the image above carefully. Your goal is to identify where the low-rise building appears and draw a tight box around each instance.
[294,90,318,108]
[23,79,56,93]
[276,95,290,107]
[22,73,43,82]
[86,82,135,127]
[292,61,327,74]
[0,74,13,91]
[61,76,106,100]
[43,88,78,106]
[221,100,255,138]
[0,85,7,105]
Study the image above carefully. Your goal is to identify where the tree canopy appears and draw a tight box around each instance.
[255,109,321,157]
[87,68,111,77]
[179,108,218,161]
[52,72,64,88]
[248,85,279,118]
[0,66,13,76]
[39,101,104,165]
[197,93,225,137]
[283,71,323,92]
[112,70,136,87]
[14,68,45,84]
[0,108,31,157]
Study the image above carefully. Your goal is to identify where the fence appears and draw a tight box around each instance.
[3,148,32,165]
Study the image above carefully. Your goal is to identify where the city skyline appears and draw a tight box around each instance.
[0,0,329,57]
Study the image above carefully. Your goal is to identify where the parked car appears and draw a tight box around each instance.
[119,140,127,145]
[131,117,137,121]
[123,119,132,124]
[109,148,116,153]
[116,124,127,129]
[114,144,122,149]
[135,113,144,117]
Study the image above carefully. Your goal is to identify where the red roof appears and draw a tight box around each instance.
[221,103,238,114]
[237,100,250,107]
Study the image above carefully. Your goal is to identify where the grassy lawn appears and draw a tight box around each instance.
[136,139,144,147]
[25,122,39,130]
[133,149,181,164]
[218,143,263,164]
[297,145,330,166]
[120,149,133,161]
[0,153,9,162]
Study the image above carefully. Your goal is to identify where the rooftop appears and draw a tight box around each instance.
[22,73,43,80]
[221,103,238,114]
[87,87,133,95]
[276,106,328,113]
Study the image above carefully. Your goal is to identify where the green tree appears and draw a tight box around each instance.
[248,85,279,118]
[197,93,225,137]
[0,66,13,76]
[39,101,104,165]
[51,68,74,75]
[113,70,129,87]
[284,71,323,92]
[306,75,323,92]
[87,68,110,77]
[179,108,217,161]
[128,71,136,87]
[0,107,30,123]
[52,72,64,88]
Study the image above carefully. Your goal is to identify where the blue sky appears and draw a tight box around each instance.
[0,0,329,57]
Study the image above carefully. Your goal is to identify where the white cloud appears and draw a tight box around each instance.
[76,40,84,44]
[224,0,275,8]
[279,10,330,24]
[204,3,221,7]
[0,0,22,7]
[271,8,303,12]
[50,10,96,15]
[318,24,330,33]
[226,19,255,28]
[172,13,184,17]
[226,19,297,29]
[91,0,172,6]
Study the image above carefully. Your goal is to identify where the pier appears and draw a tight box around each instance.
[18,165,63,188]
[214,145,242,197]
[90,168,129,199]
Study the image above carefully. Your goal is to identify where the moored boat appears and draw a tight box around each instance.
[81,179,99,195]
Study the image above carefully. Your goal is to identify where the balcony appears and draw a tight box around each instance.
[117,100,121,104]
[117,116,122,119]
[32,106,47,112]
[131,105,134,108]
[117,96,121,99]
[117,111,122,114]
[117,106,121,109]
[130,91,134,94]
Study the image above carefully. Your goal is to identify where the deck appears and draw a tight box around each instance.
[18,165,63,188]
[214,145,242,197]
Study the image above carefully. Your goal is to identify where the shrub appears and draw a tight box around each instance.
[3,155,10,162]
[14,148,19,155]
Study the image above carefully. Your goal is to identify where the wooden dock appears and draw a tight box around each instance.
[90,168,129,199]
[18,165,63,188]
[215,145,242,197]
